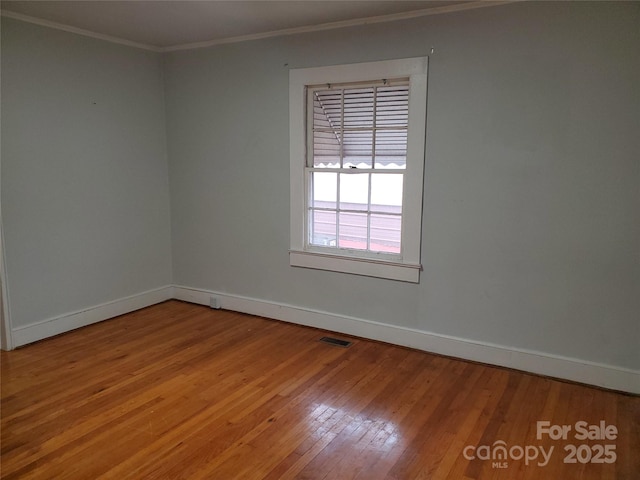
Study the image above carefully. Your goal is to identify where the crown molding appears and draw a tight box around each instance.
[164,1,513,52]
[0,10,162,52]
[2,1,513,53]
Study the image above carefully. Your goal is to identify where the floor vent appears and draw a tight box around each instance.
[319,336,352,348]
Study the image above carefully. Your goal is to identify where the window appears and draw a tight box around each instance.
[289,57,428,282]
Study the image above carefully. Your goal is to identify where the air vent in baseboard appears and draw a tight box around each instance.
[319,336,352,348]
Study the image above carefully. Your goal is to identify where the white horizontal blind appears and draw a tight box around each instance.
[307,79,409,255]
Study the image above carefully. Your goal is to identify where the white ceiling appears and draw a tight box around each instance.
[0,1,487,51]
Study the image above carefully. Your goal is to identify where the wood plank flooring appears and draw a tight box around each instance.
[1,300,638,479]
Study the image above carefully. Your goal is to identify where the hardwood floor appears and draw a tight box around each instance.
[1,300,638,479]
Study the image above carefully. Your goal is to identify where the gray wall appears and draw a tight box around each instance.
[1,18,172,328]
[165,2,639,370]
[1,3,638,371]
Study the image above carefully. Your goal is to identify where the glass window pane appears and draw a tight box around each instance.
[338,212,368,250]
[313,130,340,168]
[375,85,409,128]
[343,130,372,168]
[371,174,403,214]
[313,89,342,168]
[340,173,369,211]
[313,89,342,130]
[375,129,406,169]
[343,88,374,129]
[310,209,337,247]
[370,214,402,254]
[312,172,337,209]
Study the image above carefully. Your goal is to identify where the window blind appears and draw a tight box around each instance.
[311,80,409,169]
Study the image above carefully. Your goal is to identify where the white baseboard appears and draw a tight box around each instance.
[9,284,638,394]
[173,285,640,395]
[11,286,174,347]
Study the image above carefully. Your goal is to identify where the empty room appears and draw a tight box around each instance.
[1,1,638,478]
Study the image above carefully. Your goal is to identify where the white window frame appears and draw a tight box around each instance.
[289,57,428,283]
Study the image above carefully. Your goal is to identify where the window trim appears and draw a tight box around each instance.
[289,57,428,283]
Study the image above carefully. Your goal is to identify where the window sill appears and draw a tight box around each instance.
[290,250,421,283]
